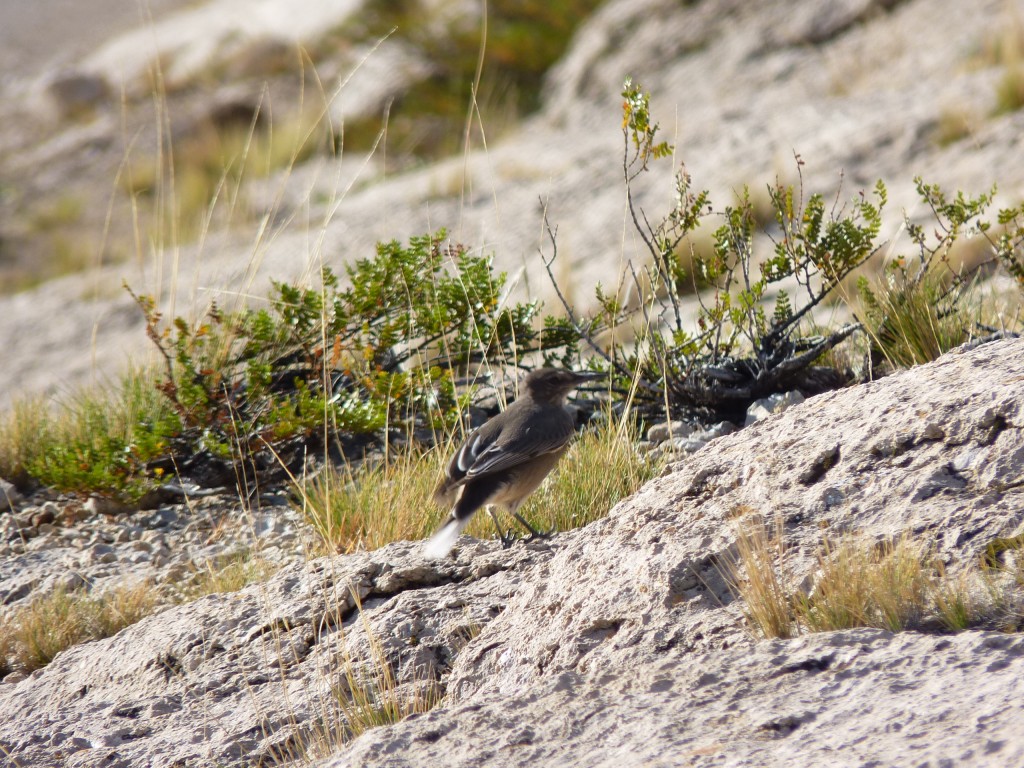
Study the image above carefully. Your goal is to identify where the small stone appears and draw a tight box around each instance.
[705,421,739,438]
[744,391,805,426]
[89,544,118,564]
[647,421,695,443]
[31,507,56,527]
[55,505,88,525]
[0,478,22,511]
[84,496,132,517]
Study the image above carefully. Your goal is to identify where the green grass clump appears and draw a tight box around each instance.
[330,0,605,163]
[0,369,180,501]
[857,266,975,368]
[298,447,450,554]
[520,415,658,533]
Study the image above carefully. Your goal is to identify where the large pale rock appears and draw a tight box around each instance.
[1,338,1022,767]
[333,630,1024,768]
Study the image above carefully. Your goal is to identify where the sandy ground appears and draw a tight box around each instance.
[0,0,192,78]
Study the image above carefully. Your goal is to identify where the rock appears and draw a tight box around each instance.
[28,506,55,527]
[646,420,695,443]
[45,71,111,117]
[0,479,22,511]
[332,630,1024,768]
[83,496,131,517]
[0,338,1021,767]
[745,390,806,426]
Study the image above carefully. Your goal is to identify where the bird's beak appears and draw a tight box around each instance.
[572,370,606,385]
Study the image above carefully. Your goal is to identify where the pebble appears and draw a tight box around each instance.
[647,421,696,443]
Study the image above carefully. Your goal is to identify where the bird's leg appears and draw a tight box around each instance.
[487,506,515,548]
[509,509,550,541]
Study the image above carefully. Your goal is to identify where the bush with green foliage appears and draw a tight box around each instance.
[541,80,1024,423]
[125,230,561,489]
[332,0,606,162]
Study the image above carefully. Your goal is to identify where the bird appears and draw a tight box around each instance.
[423,367,602,559]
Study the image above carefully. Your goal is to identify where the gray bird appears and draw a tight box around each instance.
[423,367,602,559]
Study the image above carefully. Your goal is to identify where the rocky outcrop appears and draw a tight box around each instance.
[1,337,1021,767]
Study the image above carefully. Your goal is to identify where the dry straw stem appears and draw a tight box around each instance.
[721,513,796,640]
[273,588,442,763]
[797,536,932,633]
[333,592,442,742]
[859,267,976,368]
[297,446,451,555]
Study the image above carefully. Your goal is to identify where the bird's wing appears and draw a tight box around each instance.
[458,420,572,480]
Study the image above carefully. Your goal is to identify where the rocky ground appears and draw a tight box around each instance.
[0,336,1021,767]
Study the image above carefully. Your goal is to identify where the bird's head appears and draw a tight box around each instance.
[522,367,603,405]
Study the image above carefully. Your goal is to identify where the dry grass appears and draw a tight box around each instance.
[297,413,658,555]
[2,581,163,672]
[796,537,932,633]
[858,267,976,368]
[724,514,795,639]
[298,446,450,555]
[0,549,285,675]
[332,596,442,742]
[269,590,442,764]
[933,106,980,147]
[183,551,281,599]
[722,516,1024,639]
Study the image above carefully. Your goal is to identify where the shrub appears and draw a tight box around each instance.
[126,230,558,493]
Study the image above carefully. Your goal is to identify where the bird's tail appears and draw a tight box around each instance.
[423,515,468,560]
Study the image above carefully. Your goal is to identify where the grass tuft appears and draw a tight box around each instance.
[722,518,1024,640]
[720,515,796,639]
[4,581,163,672]
[857,266,975,368]
[298,413,658,555]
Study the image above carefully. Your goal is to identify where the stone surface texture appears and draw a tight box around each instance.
[1,337,1021,767]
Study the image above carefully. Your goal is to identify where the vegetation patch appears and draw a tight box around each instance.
[329,0,606,163]
[1,81,1022,539]
[722,516,1024,640]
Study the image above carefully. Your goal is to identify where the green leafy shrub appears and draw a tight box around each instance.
[22,370,180,499]
[543,81,880,423]
[126,230,552,489]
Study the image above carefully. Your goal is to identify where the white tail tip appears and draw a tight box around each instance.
[423,518,466,560]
